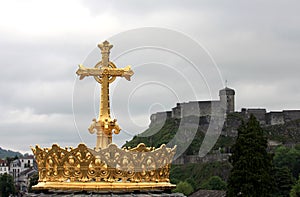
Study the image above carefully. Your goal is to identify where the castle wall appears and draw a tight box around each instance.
[181,101,202,117]
[150,111,172,127]
[241,109,300,126]
[266,112,284,125]
[143,86,300,166]
[198,101,211,116]
[149,88,300,129]
[171,103,181,119]
[283,110,300,122]
[245,108,267,125]
[173,153,231,165]
[171,101,222,120]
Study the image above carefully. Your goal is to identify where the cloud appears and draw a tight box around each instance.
[0,0,299,153]
[0,0,122,38]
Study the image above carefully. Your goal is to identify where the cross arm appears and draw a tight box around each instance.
[76,64,101,80]
[107,66,134,81]
[76,64,134,81]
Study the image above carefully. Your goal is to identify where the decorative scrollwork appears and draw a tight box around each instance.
[32,143,176,184]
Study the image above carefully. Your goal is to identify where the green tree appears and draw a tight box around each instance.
[272,167,294,197]
[201,176,226,190]
[290,176,300,197]
[174,181,194,196]
[273,146,300,179]
[0,173,16,197]
[5,157,15,167]
[226,115,274,196]
[28,172,39,192]
[185,177,197,190]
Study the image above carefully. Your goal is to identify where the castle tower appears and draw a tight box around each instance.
[219,87,235,113]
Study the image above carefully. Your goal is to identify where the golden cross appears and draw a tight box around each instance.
[76,41,134,150]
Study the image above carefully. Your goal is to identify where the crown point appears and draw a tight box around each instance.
[98,40,113,52]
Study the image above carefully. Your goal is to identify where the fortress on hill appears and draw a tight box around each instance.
[126,87,300,165]
[150,87,300,128]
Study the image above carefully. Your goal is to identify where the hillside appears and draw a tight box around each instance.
[265,118,300,143]
[123,114,240,154]
[0,147,22,159]
[123,113,300,154]
[123,113,300,193]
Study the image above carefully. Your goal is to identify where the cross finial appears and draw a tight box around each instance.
[76,41,134,150]
[98,40,113,67]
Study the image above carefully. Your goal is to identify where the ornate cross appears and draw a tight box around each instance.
[76,41,134,151]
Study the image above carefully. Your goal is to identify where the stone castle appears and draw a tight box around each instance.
[150,87,300,127]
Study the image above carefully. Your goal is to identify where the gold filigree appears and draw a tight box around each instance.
[31,143,176,191]
[31,41,177,191]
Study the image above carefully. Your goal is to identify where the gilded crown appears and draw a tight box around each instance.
[31,143,176,191]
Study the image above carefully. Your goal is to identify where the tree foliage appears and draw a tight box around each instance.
[0,147,22,159]
[28,172,39,192]
[170,162,231,192]
[201,176,226,190]
[290,175,300,197]
[271,167,294,197]
[0,173,15,197]
[273,145,300,179]
[226,115,274,196]
[174,181,194,196]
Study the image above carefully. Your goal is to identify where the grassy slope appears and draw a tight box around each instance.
[170,161,231,190]
[0,147,22,159]
[123,114,300,191]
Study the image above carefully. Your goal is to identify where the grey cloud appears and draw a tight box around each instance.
[0,0,299,153]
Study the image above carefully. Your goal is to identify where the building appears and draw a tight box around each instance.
[241,108,300,126]
[18,168,37,192]
[146,86,300,165]
[10,156,34,185]
[150,87,235,125]
[0,159,9,175]
[219,87,235,114]
[150,87,300,128]
[190,189,226,197]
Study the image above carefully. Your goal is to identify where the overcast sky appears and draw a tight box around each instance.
[0,0,299,153]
